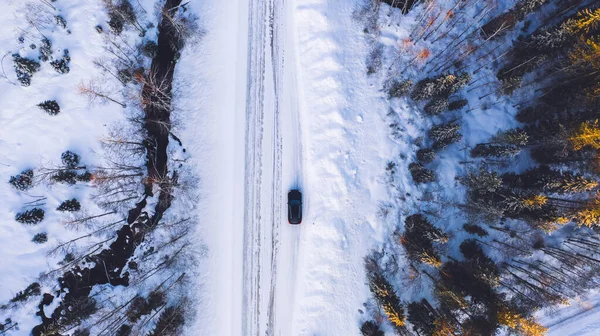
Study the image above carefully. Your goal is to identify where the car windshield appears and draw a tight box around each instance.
[289,200,301,205]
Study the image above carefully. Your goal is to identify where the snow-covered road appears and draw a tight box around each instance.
[185,0,391,335]
[242,0,303,334]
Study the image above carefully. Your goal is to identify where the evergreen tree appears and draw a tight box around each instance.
[368,273,406,330]
[407,300,437,336]
[463,223,489,237]
[9,169,34,191]
[10,282,41,303]
[50,49,70,74]
[570,120,600,150]
[409,162,436,183]
[147,306,185,336]
[12,54,40,86]
[15,208,45,225]
[424,97,449,115]
[448,99,468,111]
[38,38,53,62]
[416,148,436,163]
[61,150,81,168]
[37,100,60,115]
[471,143,521,158]
[32,232,48,244]
[429,122,462,150]
[360,320,384,336]
[388,79,412,98]
[51,171,77,184]
[57,199,81,212]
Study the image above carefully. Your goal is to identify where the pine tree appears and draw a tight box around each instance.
[12,54,40,86]
[32,232,48,244]
[15,208,45,225]
[416,148,436,163]
[37,100,60,115]
[573,198,600,227]
[369,273,406,329]
[57,199,81,212]
[448,99,468,111]
[571,7,600,34]
[61,150,81,168]
[569,36,600,70]
[388,79,413,98]
[497,307,547,336]
[147,306,185,336]
[570,120,600,150]
[429,122,462,150]
[409,162,436,183]
[463,223,489,237]
[9,169,34,191]
[471,144,521,158]
[10,282,41,303]
[50,49,70,74]
[521,195,548,209]
[407,300,437,336]
[360,320,384,336]
[51,171,77,184]
[424,97,449,115]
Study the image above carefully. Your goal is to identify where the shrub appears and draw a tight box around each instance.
[37,100,60,115]
[423,97,449,115]
[463,223,489,237]
[388,79,413,98]
[61,151,81,168]
[429,122,462,150]
[409,162,435,183]
[10,282,41,303]
[55,15,67,29]
[116,325,132,336]
[38,38,53,62]
[32,232,48,244]
[360,320,384,336]
[13,54,40,86]
[15,208,45,224]
[51,171,77,184]
[448,99,468,111]
[411,73,471,101]
[9,169,34,190]
[50,49,70,74]
[108,0,136,35]
[416,148,436,163]
[57,199,81,212]
[141,40,158,58]
[76,171,93,182]
[147,306,185,336]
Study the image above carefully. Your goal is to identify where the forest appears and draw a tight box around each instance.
[361,0,600,335]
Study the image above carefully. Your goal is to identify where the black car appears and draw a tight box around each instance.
[288,189,302,224]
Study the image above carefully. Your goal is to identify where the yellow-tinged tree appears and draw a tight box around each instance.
[498,307,548,336]
[421,252,443,267]
[432,317,456,336]
[574,198,600,227]
[368,273,406,328]
[569,36,600,69]
[522,195,548,209]
[572,8,600,33]
[570,120,600,150]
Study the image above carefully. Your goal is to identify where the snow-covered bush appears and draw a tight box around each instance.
[37,100,60,115]
[15,208,45,225]
[57,199,81,212]
[50,49,70,74]
[423,97,449,116]
[360,320,384,336]
[411,73,470,101]
[429,122,462,150]
[32,232,48,244]
[51,171,77,184]
[55,15,67,30]
[9,282,41,303]
[9,169,34,190]
[39,38,53,62]
[416,148,436,163]
[388,79,412,98]
[61,151,81,168]
[12,54,41,86]
[448,99,468,111]
[409,162,435,183]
